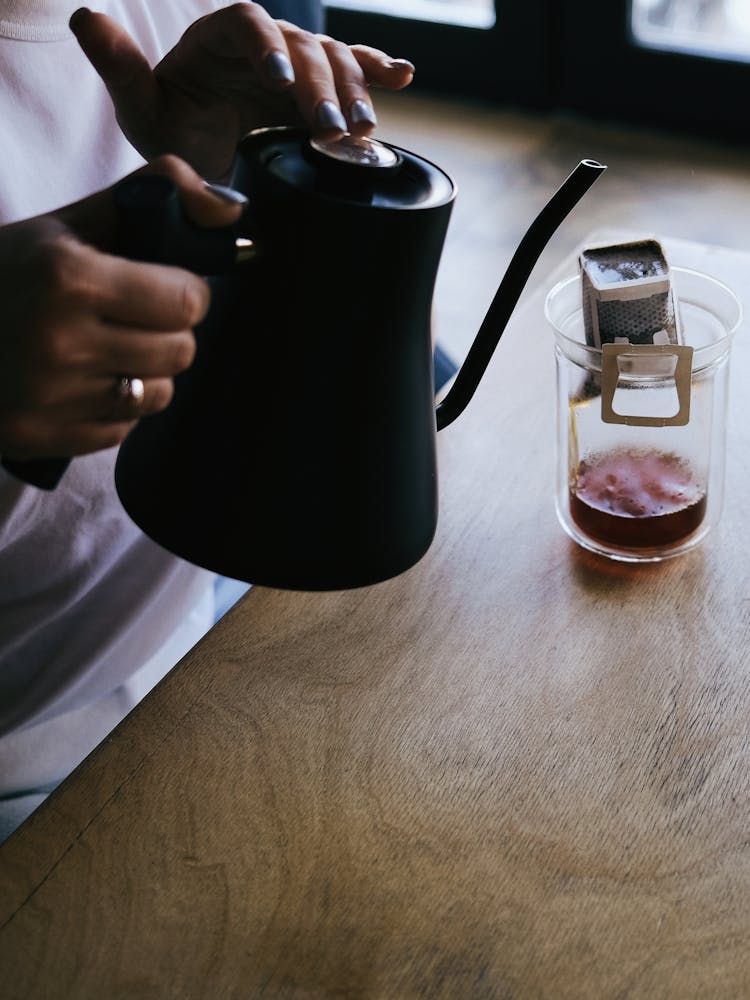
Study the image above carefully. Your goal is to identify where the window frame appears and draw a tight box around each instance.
[325,1,554,107]
[325,0,750,142]
[555,0,750,142]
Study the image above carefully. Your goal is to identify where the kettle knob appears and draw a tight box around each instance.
[307,133,401,170]
[304,133,402,199]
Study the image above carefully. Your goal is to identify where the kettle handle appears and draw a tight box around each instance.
[2,176,239,490]
[1,455,68,489]
[435,159,606,431]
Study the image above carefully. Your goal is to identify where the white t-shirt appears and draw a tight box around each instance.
[0,0,228,796]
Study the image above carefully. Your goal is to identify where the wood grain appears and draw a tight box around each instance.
[2,96,750,999]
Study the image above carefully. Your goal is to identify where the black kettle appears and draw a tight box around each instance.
[7,130,605,589]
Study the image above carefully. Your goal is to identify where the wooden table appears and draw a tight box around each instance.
[2,238,750,999]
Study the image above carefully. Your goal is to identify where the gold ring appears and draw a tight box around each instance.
[113,376,145,419]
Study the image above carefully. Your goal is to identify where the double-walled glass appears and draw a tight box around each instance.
[546,267,742,562]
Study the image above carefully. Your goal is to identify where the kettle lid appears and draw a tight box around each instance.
[240,127,455,210]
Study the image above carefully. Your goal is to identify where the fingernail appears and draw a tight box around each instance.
[69,7,90,30]
[204,181,248,206]
[350,99,377,127]
[265,50,295,86]
[388,58,416,74]
[316,100,347,133]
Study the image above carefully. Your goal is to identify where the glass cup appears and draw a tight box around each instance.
[545,266,742,562]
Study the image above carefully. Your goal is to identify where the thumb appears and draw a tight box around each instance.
[55,156,247,251]
[69,8,157,126]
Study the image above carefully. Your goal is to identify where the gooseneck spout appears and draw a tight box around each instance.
[435,158,607,431]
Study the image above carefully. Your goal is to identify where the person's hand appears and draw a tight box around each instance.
[69,4,416,180]
[0,157,245,462]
